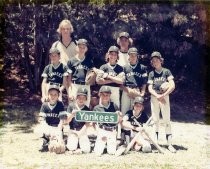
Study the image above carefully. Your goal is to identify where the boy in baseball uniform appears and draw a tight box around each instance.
[41,48,68,102]
[67,39,93,107]
[34,85,64,152]
[96,46,124,108]
[122,96,151,153]
[65,87,91,154]
[121,47,147,115]
[148,51,176,153]
[93,86,122,156]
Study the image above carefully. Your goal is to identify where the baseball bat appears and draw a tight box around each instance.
[132,117,164,154]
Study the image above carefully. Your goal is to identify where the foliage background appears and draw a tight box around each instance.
[0,0,210,124]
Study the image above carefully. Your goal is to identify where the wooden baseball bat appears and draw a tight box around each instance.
[132,117,164,154]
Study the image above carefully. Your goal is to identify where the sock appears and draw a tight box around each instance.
[166,134,172,145]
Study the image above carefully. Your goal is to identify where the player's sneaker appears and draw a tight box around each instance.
[39,139,49,152]
[168,145,176,153]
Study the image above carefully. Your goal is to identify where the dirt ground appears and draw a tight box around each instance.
[0,120,209,169]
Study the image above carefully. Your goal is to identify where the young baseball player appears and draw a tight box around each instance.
[34,85,64,152]
[51,19,77,65]
[65,87,91,154]
[117,32,133,67]
[121,47,147,115]
[41,48,68,103]
[93,86,122,156]
[122,97,151,153]
[96,46,124,108]
[67,39,93,107]
[148,51,176,153]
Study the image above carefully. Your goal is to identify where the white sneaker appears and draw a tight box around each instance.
[168,145,176,153]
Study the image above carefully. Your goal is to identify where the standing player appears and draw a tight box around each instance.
[121,47,147,115]
[117,32,133,67]
[96,46,124,108]
[34,85,64,152]
[65,87,91,154]
[122,96,151,153]
[148,51,176,153]
[41,48,68,102]
[51,19,77,66]
[67,39,93,107]
[93,86,122,156]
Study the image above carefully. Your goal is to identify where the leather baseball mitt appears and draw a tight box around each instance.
[127,87,141,99]
[85,69,97,85]
[48,136,66,154]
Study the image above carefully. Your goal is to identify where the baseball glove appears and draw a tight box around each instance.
[160,82,170,93]
[85,69,97,85]
[48,136,66,154]
[127,87,141,99]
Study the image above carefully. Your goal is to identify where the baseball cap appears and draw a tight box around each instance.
[48,84,60,93]
[134,97,144,104]
[128,47,138,55]
[119,32,130,39]
[99,86,112,93]
[49,48,60,55]
[77,87,88,96]
[77,39,88,45]
[151,51,163,60]
[108,46,119,53]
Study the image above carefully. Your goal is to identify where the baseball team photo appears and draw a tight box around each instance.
[1,1,210,169]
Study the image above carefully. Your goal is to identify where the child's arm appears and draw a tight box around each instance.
[41,78,48,102]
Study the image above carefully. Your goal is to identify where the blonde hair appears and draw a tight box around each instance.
[57,19,74,34]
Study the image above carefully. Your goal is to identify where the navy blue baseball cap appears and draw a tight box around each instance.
[134,97,144,104]
[77,87,88,96]
[77,39,88,45]
[99,86,112,93]
[49,48,60,55]
[128,47,138,55]
[119,32,130,38]
[151,51,163,60]
[48,84,60,93]
[108,46,119,53]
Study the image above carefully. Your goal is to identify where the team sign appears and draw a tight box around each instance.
[75,111,118,123]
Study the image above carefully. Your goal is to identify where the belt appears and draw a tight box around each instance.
[73,81,86,85]
[127,86,139,89]
[99,125,116,131]
[71,127,82,131]
[49,82,61,86]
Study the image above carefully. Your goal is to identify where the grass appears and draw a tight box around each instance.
[0,120,209,169]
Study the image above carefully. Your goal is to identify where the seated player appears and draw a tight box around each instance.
[65,87,92,154]
[41,48,68,102]
[122,96,151,153]
[34,85,65,152]
[93,86,122,156]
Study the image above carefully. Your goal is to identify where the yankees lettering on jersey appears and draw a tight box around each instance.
[93,102,119,127]
[124,62,147,87]
[125,110,149,127]
[148,68,174,93]
[67,56,93,83]
[40,101,64,126]
[99,63,123,87]
[67,103,90,130]
[41,63,68,85]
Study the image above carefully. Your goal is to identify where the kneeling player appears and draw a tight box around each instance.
[93,86,122,156]
[34,85,65,152]
[66,87,91,154]
[122,97,151,153]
